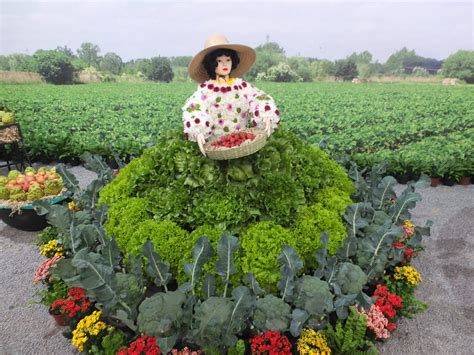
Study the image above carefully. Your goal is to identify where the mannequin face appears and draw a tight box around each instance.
[215,55,232,78]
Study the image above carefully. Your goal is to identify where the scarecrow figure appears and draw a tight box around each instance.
[183,35,281,156]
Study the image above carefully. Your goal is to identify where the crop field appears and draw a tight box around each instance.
[0,82,473,177]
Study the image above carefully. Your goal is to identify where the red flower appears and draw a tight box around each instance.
[200,83,205,88]
[205,121,210,127]
[213,87,219,92]
[118,335,161,355]
[184,133,189,140]
[275,109,280,116]
[250,331,291,354]
[207,84,214,89]
[242,81,247,87]
[194,118,200,124]
[264,105,271,111]
[254,110,260,117]
[251,120,257,127]
[392,242,404,248]
[186,121,191,128]
[220,87,227,93]
[233,85,238,90]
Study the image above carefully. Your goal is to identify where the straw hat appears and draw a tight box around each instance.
[188,35,256,83]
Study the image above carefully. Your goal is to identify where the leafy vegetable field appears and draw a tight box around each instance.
[0,82,472,177]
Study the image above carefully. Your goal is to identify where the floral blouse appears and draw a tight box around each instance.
[182,78,280,141]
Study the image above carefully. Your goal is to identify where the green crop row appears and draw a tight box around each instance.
[0,82,472,177]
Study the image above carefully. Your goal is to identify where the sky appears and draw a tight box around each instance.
[0,0,472,63]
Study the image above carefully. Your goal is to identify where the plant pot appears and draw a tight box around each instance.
[460,176,471,185]
[49,308,66,326]
[430,177,441,187]
[442,177,456,186]
[394,174,410,184]
[0,195,68,231]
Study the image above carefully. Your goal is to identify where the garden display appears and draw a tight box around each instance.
[31,132,430,354]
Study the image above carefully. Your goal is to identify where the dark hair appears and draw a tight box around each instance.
[203,48,240,79]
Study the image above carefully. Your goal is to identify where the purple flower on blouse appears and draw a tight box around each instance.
[218,119,225,126]
[214,104,220,109]
[190,103,196,109]
[201,93,208,101]
[240,112,246,119]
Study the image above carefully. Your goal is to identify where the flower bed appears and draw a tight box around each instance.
[31,139,430,354]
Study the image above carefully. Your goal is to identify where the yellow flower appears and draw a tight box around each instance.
[71,310,107,352]
[39,239,64,257]
[403,220,414,228]
[68,201,76,210]
[212,78,236,85]
[297,329,332,354]
[394,266,422,286]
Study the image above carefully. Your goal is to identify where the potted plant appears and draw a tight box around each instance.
[33,275,70,325]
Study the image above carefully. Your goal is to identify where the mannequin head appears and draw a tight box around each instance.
[203,48,240,80]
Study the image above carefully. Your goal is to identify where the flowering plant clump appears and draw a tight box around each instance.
[250,330,292,354]
[71,310,111,353]
[358,305,391,339]
[297,328,332,354]
[392,220,420,264]
[51,287,92,320]
[394,266,422,286]
[33,255,64,284]
[117,335,161,355]
[39,239,64,258]
[372,284,403,331]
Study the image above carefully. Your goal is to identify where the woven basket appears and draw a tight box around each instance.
[0,124,21,144]
[204,129,267,160]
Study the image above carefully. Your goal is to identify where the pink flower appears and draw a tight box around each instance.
[358,305,391,339]
[226,103,233,111]
[33,256,64,284]
[218,119,225,126]
[214,104,220,109]
[200,93,208,101]
[241,112,246,119]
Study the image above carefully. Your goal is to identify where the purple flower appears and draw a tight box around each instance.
[201,93,208,101]
[218,119,225,126]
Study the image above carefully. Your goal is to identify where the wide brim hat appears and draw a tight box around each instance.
[188,35,256,83]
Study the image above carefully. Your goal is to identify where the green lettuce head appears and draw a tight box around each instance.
[44,179,62,196]
[0,186,9,200]
[27,184,44,201]
[7,170,21,181]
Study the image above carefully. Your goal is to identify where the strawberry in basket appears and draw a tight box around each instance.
[211,131,256,148]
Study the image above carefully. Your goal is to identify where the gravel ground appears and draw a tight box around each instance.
[0,165,473,354]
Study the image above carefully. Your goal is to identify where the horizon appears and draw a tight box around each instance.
[1,0,473,63]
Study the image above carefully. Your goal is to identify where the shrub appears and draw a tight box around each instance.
[32,50,74,84]
[313,186,353,216]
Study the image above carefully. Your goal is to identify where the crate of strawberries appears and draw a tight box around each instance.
[204,129,267,160]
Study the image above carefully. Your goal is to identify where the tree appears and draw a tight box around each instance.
[56,45,75,58]
[334,59,358,81]
[287,57,312,82]
[77,42,101,68]
[310,59,336,80]
[99,52,123,74]
[0,53,36,71]
[347,51,373,65]
[264,63,302,82]
[32,50,74,84]
[146,57,174,82]
[169,56,192,67]
[255,42,286,55]
[247,42,286,80]
[441,50,474,83]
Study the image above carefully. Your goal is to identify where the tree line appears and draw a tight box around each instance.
[0,41,472,84]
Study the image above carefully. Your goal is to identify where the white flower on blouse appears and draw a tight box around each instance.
[182,77,280,141]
